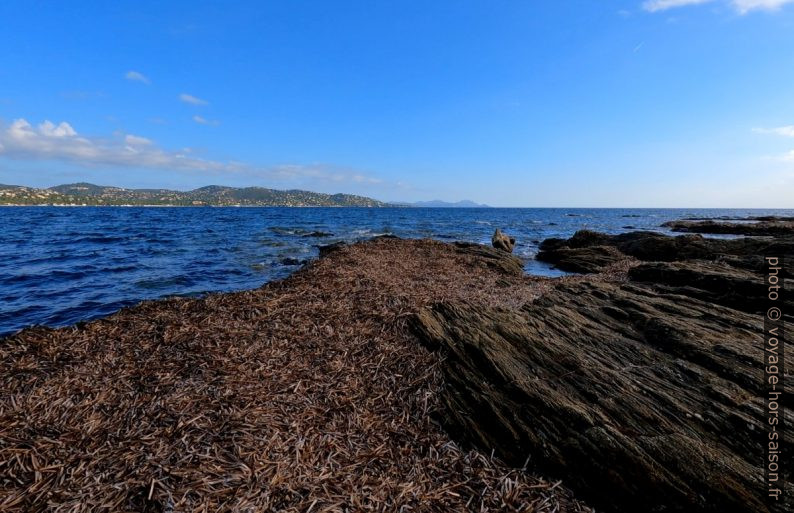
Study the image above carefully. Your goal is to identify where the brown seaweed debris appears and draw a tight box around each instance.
[1,238,598,512]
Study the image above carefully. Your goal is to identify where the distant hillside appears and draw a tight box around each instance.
[406,199,490,208]
[0,183,388,207]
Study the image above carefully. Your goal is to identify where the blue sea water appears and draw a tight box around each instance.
[1,206,792,337]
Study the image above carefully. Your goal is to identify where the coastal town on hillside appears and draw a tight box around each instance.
[0,183,387,207]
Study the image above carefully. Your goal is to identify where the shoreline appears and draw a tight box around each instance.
[2,230,792,511]
[1,238,596,512]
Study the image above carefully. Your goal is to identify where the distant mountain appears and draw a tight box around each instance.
[406,199,490,208]
[0,183,388,207]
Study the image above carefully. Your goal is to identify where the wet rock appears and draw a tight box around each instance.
[301,231,334,238]
[318,242,346,257]
[280,257,305,266]
[491,228,516,253]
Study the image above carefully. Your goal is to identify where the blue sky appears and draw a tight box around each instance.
[1,0,793,207]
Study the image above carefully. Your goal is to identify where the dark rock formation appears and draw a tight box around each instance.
[538,229,794,272]
[629,260,793,314]
[536,245,626,273]
[280,257,305,266]
[754,215,794,222]
[317,241,346,257]
[412,227,794,512]
[301,231,334,238]
[663,219,794,236]
[453,241,525,276]
[491,228,516,253]
[414,277,793,512]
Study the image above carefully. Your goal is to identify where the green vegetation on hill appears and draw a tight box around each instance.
[0,183,388,207]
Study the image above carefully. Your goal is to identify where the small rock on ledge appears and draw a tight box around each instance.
[491,228,516,253]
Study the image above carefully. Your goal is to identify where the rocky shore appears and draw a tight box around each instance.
[423,228,792,512]
[2,226,792,512]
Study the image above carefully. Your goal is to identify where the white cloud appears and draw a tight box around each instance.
[754,125,794,137]
[0,118,234,172]
[643,0,794,11]
[754,127,794,164]
[125,71,150,84]
[192,115,219,126]
[124,134,152,146]
[37,120,77,137]
[0,118,388,188]
[733,0,794,12]
[643,0,714,12]
[179,93,208,106]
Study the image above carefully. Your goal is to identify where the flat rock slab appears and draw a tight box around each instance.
[414,279,793,512]
[663,219,794,236]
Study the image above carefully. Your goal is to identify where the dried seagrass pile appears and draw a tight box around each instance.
[1,238,602,512]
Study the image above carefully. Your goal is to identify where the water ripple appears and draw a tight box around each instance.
[1,205,792,336]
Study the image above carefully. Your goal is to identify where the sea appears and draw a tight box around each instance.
[1,206,792,337]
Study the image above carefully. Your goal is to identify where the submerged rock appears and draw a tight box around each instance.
[301,231,334,238]
[491,228,516,253]
[279,257,305,266]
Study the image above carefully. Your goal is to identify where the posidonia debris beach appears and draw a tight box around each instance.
[1,238,598,512]
[3,231,791,512]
